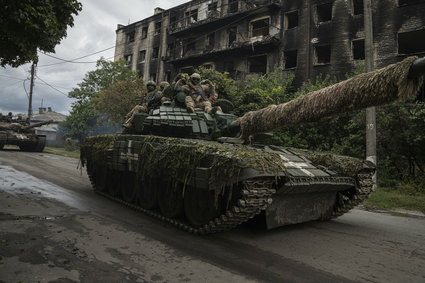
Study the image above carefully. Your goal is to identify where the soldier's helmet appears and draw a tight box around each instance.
[159,81,170,91]
[146,81,157,87]
[8,112,12,116]
[190,73,201,84]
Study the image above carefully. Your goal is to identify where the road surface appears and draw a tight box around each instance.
[0,148,424,282]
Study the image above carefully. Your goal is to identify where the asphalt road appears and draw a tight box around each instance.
[0,148,424,283]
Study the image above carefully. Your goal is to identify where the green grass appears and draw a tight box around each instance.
[364,186,425,214]
[44,146,80,159]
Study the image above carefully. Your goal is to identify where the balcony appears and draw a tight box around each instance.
[169,33,280,63]
[168,0,280,36]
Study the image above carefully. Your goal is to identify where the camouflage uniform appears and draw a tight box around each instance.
[123,81,161,128]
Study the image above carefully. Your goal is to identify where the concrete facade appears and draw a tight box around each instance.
[114,0,425,87]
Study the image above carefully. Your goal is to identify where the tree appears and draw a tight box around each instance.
[61,59,139,140]
[93,77,146,124]
[0,0,82,66]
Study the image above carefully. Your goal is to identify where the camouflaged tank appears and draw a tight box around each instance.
[80,56,425,234]
[0,120,52,152]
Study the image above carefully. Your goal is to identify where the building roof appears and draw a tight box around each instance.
[32,111,66,123]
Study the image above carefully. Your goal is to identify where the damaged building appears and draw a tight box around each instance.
[114,0,425,90]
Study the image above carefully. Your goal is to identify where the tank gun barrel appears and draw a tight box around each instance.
[22,120,53,131]
[236,56,425,139]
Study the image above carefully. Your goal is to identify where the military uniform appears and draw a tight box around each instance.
[123,81,161,129]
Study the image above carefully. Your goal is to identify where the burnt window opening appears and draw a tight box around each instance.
[251,18,269,37]
[139,50,146,62]
[141,27,148,39]
[398,0,425,6]
[314,45,331,64]
[150,73,157,82]
[285,11,299,29]
[124,54,132,66]
[183,39,196,56]
[208,2,218,17]
[228,26,237,47]
[166,71,172,82]
[206,33,215,49]
[316,3,333,23]
[152,47,159,59]
[154,22,162,35]
[398,30,425,54]
[248,55,267,73]
[229,0,239,13]
[170,16,177,29]
[284,50,298,68]
[137,68,144,77]
[352,0,364,15]
[166,43,174,57]
[352,39,365,60]
[185,9,198,25]
[126,31,135,43]
[180,66,194,75]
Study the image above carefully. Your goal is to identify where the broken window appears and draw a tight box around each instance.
[141,27,148,39]
[398,30,425,54]
[166,43,174,57]
[228,0,238,13]
[314,45,331,64]
[152,47,159,59]
[352,0,364,15]
[228,26,237,47]
[398,0,425,6]
[185,9,198,25]
[180,66,194,75]
[208,2,219,17]
[124,54,132,66]
[285,11,299,29]
[251,18,269,37]
[183,39,196,56]
[150,73,157,81]
[206,33,215,49]
[170,16,177,29]
[284,50,298,68]
[126,31,135,43]
[248,55,267,73]
[154,22,161,35]
[139,50,146,62]
[352,39,365,60]
[316,3,333,23]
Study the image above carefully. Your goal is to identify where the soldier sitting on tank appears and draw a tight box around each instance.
[123,81,162,129]
[158,81,171,104]
[175,73,221,114]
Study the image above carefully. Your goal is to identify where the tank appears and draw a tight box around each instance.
[80,56,425,234]
[0,120,53,152]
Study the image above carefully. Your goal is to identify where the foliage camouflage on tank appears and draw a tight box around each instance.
[80,56,425,234]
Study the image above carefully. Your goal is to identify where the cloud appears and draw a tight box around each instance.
[0,0,187,115]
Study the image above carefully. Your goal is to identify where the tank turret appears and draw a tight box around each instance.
[81,56,425,234]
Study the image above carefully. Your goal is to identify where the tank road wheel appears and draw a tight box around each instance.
[93,166,108,192]
[184,186,222,227]
[121,172,137,203]
[107,170,121,197]
[158,183,184,218]
[137,178,158,209]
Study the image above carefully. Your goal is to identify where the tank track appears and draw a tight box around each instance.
[87,172,275,235]
[332,170,375,217]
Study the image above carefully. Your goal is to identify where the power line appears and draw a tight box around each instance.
[35,74,69,97]
[38,46,116,67]
[0,74,26,81]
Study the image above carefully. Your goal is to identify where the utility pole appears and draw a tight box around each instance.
[28,60,37,121]
[364,0,377,184]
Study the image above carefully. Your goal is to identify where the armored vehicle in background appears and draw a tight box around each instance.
[81,56,425,234]
[0,120,53,152]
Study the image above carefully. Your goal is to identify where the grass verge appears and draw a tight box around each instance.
[364,186,425,214]
[44,146,80,159]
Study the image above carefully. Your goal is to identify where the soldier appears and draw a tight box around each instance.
[159,81,171,103]
[176,73,221,114]
[201,79,219,102]
[6,112,13,122]
[123,81,161,129]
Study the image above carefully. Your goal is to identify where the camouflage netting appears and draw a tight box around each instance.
[237,56,424,138]
[289,148,375,178]
[81,135,287,190]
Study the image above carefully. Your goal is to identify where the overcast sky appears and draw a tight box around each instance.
[0,0,187,115]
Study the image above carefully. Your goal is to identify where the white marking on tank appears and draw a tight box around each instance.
[279,154,315,177]
[120,140,139,171]
[17,134,28,140]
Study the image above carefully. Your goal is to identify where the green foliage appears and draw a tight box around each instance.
[0,0,82,66]
[195,67,238,101]
[60,59,139,140]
